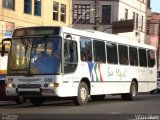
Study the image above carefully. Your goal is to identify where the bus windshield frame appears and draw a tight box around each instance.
[7,36,62,75]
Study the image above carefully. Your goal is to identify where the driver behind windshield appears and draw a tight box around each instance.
[31,41,60,74]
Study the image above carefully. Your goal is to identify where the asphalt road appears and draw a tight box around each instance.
[0,93,160,120]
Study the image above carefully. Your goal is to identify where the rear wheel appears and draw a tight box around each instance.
[121,81,138,101]
[73,82,89,106]
[157,89,160,94]
[91,95,105,101]
[30,97,44,106]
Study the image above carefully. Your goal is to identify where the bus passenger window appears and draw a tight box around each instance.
[118,45,129,65]
[147,50,155,67]
[129,46,138,66]
[106,42,118,64]
[139,48,147,67]
[80,37,92,62]
[93,40,106,63]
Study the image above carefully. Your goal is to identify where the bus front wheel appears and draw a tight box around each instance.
[121,81,138,101]
[73,82,89,106]
[15,96,25,104]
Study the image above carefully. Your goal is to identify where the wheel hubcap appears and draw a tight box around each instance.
[80,87,87,101]
[132,86,136,97]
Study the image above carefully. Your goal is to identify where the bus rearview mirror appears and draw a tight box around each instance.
[1,44,5,57]
[65,34,72,40]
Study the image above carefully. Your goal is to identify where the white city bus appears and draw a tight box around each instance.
[1,26,157,106]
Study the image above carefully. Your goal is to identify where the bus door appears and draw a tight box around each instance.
[63,34,78,96]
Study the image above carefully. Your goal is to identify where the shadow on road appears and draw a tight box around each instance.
[1,93,160,108]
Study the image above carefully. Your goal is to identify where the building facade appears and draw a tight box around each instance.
[147,12,160,69]
[72,0,147,43]
[146,0,151,45]
[0,0,72,42]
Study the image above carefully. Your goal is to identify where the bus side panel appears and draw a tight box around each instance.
[147,68,157,92]
[102,65,119,94]
[118,66,132,94]
[138,67,156,92]
[58,75,79,97]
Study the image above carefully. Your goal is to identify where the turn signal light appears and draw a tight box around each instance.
[54,83,59,87]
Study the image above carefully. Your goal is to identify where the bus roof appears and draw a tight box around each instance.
[61,27,155,50]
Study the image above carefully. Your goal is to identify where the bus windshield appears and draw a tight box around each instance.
[8,36,61,75]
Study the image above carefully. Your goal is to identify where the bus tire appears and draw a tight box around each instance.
[73,82,89,106]
[15,96,24,104]
[121,81,138,101]
[157,89,160,94]
[91,95,105,101]
[30,97,44,106]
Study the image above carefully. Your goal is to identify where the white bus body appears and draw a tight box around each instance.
[3,26,156,105]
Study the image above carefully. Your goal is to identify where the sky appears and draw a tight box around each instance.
[151,0,160,13]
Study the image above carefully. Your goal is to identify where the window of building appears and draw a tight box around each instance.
[102,5,111,25]
[93,40,106,63]
[139,48,147,67]
[133,12,135,21]
[147,50,155,67]
[24,0,32,14]
[133,12,136,29]
[106,42,118,64]
[3,0,15,10]
[141,16,143,31]
[125,9,128,20]
[34,0,41,16]
[80,37,92,62]
[136,13,139,29]
[73,4,90,24]
[61,4,66,22]
[147,0,151,9]
[146,20,150,35]
[129,46,138,66]
[118,45,129,65]
[53,1,59,21]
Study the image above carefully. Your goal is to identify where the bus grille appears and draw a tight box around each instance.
[17,84,41,89]
[18,91,42,96]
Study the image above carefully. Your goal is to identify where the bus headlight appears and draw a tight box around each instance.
[7,83,13,88]
[49,83,54,88]
[7,83,16,88]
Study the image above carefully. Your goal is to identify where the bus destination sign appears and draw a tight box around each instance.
[12,27,60,37]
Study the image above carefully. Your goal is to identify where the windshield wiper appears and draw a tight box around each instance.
[25,43,28,55]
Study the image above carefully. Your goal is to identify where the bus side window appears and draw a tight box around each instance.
[64,40,78,73]
[129,46,138,66]
[106,42,118,64]
[118,44,129,65]
[93,40,106,63]
[80,37,92,62]
[147,49,155,67]
[139,48,147,67]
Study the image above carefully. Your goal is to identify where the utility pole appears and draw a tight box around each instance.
[94,0,98,30]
